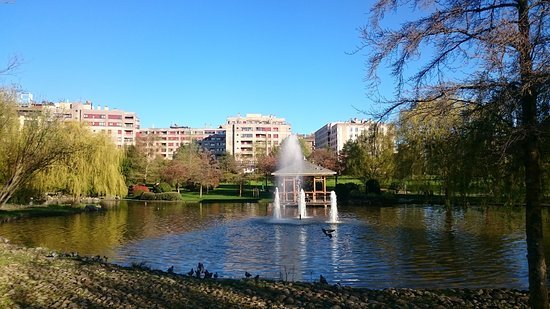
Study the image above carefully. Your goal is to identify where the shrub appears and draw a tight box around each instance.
[130,184,150,198]
[156,192,182,201]
[366,179,381,194]
[156,182,173,193]
[139,192,182,201]
[334,183,360,203]
[140,192,157,200]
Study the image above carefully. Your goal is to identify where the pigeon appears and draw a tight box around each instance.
[319,275,328,285]
[204,270,213,279]
[322,228,335,238]
[187,268,194,277]
[245,271,252,278]
[213,272,219,279]
[167,266,174,274]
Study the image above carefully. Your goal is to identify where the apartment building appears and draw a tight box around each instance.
[224,113,292,166]
[314,118,388,153]
[16,100,140,147]
[138,125,225,159]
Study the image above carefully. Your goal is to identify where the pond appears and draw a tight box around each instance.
[0,200,548,289]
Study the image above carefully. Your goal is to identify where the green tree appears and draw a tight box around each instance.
[0,93,84,205]
[340,125,395,192]
[396,101,473,202]
[135,133,163,183]
[33,123,127,199]
[308,148,340,172]
[298,137,312,158]
[0,92,127,204]
[121,145,147,185]
[361,0,549,306]
[171,142,220,197]
[256,150,278,190]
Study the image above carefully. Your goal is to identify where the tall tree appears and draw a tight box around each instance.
[135,133,163,183]
[33,123,128,199]
[361,0,549,306]
[396,100,475,202]
[0,92,84,205]
[256,150,278,189]
[340,125,395,190]
[121,145,147,185]
[308,148,340,172]
[171,142,220,197]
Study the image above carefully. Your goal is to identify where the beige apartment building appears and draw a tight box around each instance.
[224,114,292,166]
[16,100,140,148]
[138,125,225,159]
[314,118,389,153]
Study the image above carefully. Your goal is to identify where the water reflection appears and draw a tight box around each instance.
[0,201,546,289]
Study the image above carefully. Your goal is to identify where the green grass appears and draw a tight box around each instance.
[327,176,363,189]
[179,183,273,202]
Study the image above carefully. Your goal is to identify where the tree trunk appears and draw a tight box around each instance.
[199,184,203,198]
[0,171,23,207]
[523,93,547,309]
[517,0,548,307]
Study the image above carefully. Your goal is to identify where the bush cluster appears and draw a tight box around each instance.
[130,184,150,198]
[334,183,360,203]
[140,192,182,201]
[153,182,173,193]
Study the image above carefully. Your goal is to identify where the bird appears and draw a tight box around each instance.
[167,266,174,274]
[187,268,194,277]
[322,228,335,238]
[245,271,252,278]
[213,272,218,279]
[204,270,213,279]
[254,274,260,282]
[319,275,328,285]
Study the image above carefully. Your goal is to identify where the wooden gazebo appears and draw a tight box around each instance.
[272,160,336,205]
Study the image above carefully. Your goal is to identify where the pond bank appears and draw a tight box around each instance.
[0,239,529,308]
[0,204,89,223]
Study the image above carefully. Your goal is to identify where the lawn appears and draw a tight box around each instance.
[179,183,273,203]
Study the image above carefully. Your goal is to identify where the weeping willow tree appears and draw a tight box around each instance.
[32,122,127,199]
[0,91,83,206]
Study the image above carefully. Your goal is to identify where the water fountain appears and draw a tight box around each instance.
[329,191,338,223]
[298,189,307,219]
[273,135,337,222]
[273,187,282,220]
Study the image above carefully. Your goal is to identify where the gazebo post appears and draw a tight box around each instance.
[323,176,327,202]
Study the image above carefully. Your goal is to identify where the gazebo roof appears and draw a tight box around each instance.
[271,160,336,177]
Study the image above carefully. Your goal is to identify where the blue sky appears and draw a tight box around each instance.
[1,0,387,134]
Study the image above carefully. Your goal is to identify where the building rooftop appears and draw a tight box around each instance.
[272,160,336,177]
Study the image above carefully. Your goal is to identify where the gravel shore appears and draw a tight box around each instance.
[0,238,529,308]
